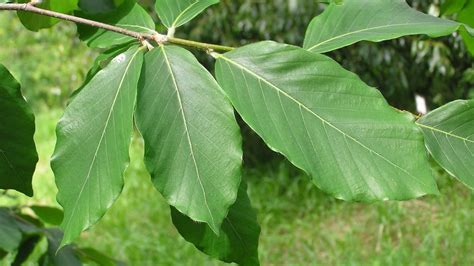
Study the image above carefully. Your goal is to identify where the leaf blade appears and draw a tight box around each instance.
[0,64,37,196]
[304,0,473,53]
[51,46,144,246]
[171,181,260,266]
[215,41,438,202]
[136,45,242,232]
[417,100,474,190]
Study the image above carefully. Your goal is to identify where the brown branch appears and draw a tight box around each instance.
[0,3,235,52]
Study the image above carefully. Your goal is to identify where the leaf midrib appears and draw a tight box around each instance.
[62,48,142,233]
[160,45,216,230]
[218,55,429,187]
[416,122,474,144]
[171,0,199,27]
[307,22,449,52]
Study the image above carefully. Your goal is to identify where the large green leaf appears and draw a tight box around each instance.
[171,182,260,266]
[303,0,474,53]
[417,100,474,190]
[0,208,22,252]
[78,0,125,14]
[441,0,467,15]
[76,0,155,48]
[0,64,37,196]
[136,45,242,232]
[215,41,438,202]
[17,0,78,31]
[155,0,219,29]
[51,46,144,246]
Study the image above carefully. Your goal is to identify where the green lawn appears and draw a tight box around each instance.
[1,110,473,265]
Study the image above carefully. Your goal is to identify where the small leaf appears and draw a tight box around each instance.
[76,0,155,48]
[172,181,260,266]
[215,41,438,202]
[303,0,474,53]
[155,0,219,29]
[30,206,64,226]
[51,46,144,246]
[17,0,78,31]
[0,64,37,196]
[417,100,474,190]
[0,208,22,252]
[136,45,242,232]
[457,0,474,55]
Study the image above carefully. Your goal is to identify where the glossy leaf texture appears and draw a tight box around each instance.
[76,0,155,48]
[215,41,438,202]
[417,100,474,190]
[0,64,37,196]
[17,0,78,31]
[51,46,144,246]
[136,45,242,232]
[155,0,219,29]
[303,0,474,54]
[171,182,260,266]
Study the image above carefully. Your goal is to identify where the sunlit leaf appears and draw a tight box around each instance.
[215,41,438,202]
[417,100,474,190]
[304,0,474,53]
[51,46,144,246]
[136,45,242,232]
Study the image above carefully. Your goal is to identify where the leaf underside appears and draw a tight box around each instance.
[215,41,438,202]
[303,0,473,53]
[418,100,474,190]
[51,46,143,246]
[136,45,242,232]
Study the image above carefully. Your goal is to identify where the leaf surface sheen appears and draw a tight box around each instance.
[304,0,474,53]
[171,182,260,266]
[215,41,438,202]
[52,46,144,246]
[0,64,37,196]
[155,0,219,28]
[418,100,474,190]
[136,45,242,232]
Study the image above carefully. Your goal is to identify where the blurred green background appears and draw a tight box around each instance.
[0,0,473,265]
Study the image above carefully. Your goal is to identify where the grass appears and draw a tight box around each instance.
[1,110,473,265]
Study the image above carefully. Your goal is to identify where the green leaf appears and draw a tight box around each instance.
[303,0,474,53]
[76,0,155,48]
[78,0,125,14]
[215,41,438,202]
[17,0,78,31]
[0,64,37,196]
[155,0,219,29]
[51,46,144,246]
[171,181,260,266]
[0,208,22,252]
[30,206,64,226]
[441,0,467,15]
[457,0,474,55]
[136,45,242,232]
[417,100,474,190]
[76,247,117,266]
[44,229,82,266]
